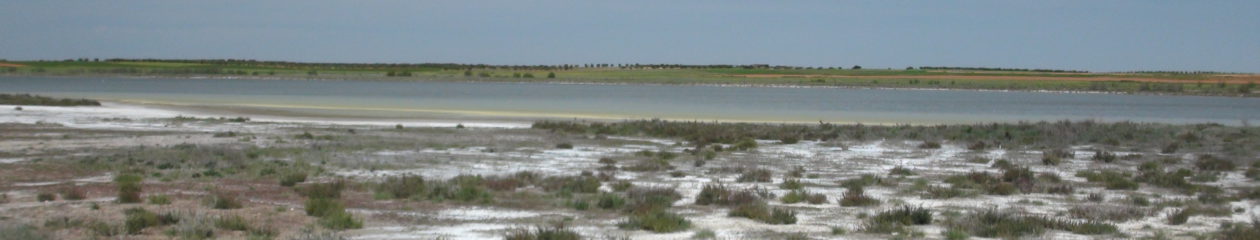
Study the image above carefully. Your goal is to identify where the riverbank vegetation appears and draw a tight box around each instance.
[0,93,100,106]
[3,59,1257,97]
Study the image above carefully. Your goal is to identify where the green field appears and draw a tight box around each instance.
[2,59,1256,97]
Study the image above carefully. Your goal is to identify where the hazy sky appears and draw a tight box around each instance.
[2,1,1258,72]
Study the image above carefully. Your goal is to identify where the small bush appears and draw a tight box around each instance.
[1092,150,1117,163]
[619,210,691,233]
[871,206,933,226]
[1167,208,1192,225]
[781,190,826,204]
[839,186,880,207]
[732,138,758,151]
[37,192,55,202]
[215,215,249,231]
[1196,155,1236,171]
[737,168,773,182]
[124,208,160,235]
[167,213,215,240]
[280,172,308,187]
[923,185,973,199]
[779,178,804,190]
[729,201,796,224]
[840,174,883,189]
[597,193,626,209]
[1076,170,1139,190]
[206,192,242,209]
[375,175,424,199]
[319,211,363,230]
[0,224,50,240]
[298,181,345,199]
[919,141,942,149]
[304,198,345,217]
[947,209,1117,238]
[148,194,172,205]
[1213,220,1260,240]
[61,187,86,200]
[116,174,144,203]
[889,166,915,176]
[504,224,582,240]
[555,143,574,149]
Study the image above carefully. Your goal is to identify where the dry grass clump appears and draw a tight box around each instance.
[839,186,880,207]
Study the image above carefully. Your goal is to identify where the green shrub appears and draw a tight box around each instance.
[280,172,308,187]
[36,192,55,202]
[215,215,249,231]
[841,174,883,189]
[692,229,717,239]
[871,206,933,226]
[116,174,144,203]
[732,138,758,151]
[889,166,915,176]
[781,190,826,204]
[919,141,942,149]
[0,224,50,240]
[167,213,214,240]
[124,208,160,235]
[1213,220,1260,240]
[319,212,363,230]
[944,228,970,240]
[1195,155,1236,171]
[839,186,880,207]
[86,221,120,237]
[304,198,345,217]
[947,209,1117,238]
[922,185,973,199]
[1092,150,1117,163]
[504,224,582,240]
[375,175,425,199]
[555,143,573,149]
[596,193,626,209]
[694,184,761,207]
[1076,170,1139,190]
[728,201,796,224]
[206,192,242,209]
[148,194,172,205]
[298,181,345,199]
[620,210,691,233]
[625,187,681,214]
[779,178,804,190]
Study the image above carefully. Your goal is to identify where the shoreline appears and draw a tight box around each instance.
[3,73,1254,99]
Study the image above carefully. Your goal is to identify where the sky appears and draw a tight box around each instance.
[1,1,1258,72]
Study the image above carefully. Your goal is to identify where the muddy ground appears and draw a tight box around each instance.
[0,104,1257,240]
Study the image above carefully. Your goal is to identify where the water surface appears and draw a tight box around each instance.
[3,76,1258,125]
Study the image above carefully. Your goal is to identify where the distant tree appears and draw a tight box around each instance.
[523,73,535,78]
[905,66,914,70]
[852,65,862,70]
[547,72,556,78]
[464,70,472,77]
[386,71,396,77]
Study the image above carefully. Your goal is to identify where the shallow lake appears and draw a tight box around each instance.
[4,76,1259,125]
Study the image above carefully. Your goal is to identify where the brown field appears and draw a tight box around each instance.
[728,73,1260,84]
[0,62,26,67]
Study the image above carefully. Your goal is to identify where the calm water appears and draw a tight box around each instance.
[3,76,1259,124]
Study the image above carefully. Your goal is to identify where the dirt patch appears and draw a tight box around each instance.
[0,62,26,67]
[728,74,1260,84]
